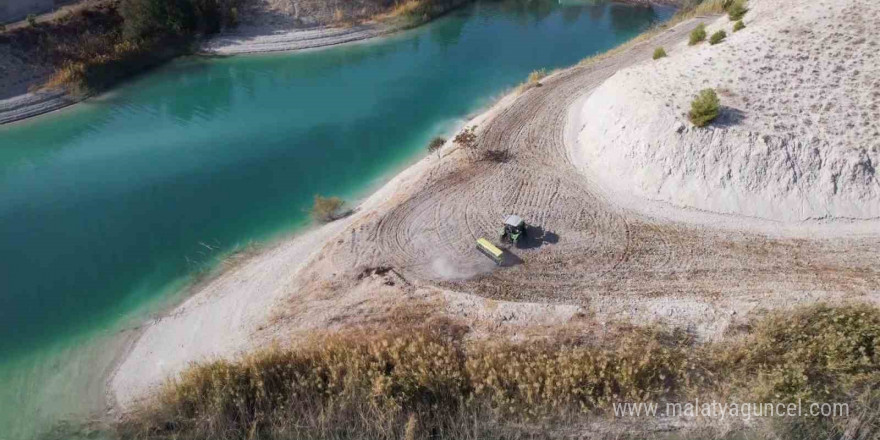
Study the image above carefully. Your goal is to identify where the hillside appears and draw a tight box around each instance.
[572,0,880,222]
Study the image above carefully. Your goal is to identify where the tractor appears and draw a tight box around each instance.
[499,214,527,244]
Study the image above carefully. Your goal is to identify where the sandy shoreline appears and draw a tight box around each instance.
[108,1,880,414]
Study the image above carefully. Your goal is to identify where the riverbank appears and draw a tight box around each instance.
[110,0,880,424]
[0,0,685,125]
[0,0,470,125]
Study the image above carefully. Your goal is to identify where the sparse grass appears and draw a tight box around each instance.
[652,47,667,60]
[311,195,345,222]
[527,68,547,84]
[118,304,880,440]
[688,88,720,127]
[376,0,470,28]
[689,23,707,45]
[733,19,745,32]
[27,13,37,26]
[518,68,547,93]
[709,30,726,45]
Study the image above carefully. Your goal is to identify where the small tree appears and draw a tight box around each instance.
[688,89,720,127]
[311,195,344,222]
[427,137,445,153]
[453,126,477,150]
[733,20,745,32]
[689,24,707,45]
[652,47,667,60]
[709,30,727,45]
[26,14,37,26]
[727,1,748,20]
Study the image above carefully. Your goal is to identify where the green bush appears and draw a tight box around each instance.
[652,47,667,60]
[709,30,726,45]
[688,23,706,45]
[688,88,720,127]
[26,14,37,26]
[727,1,748,20]
[733,19,745,32]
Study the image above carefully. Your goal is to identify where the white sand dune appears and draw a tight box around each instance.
[572,0,880,222]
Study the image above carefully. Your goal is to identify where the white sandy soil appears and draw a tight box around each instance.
[572,0,880,222]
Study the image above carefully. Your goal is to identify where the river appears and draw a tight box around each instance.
[0,1,672,437]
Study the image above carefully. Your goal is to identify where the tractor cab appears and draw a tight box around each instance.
[499,215,527,244]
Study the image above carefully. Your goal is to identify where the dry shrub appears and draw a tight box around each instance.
[453,126,477,150]
[311,195,345,222]
[519,68,547,93]
[481,149,510,163]
[118,305,880,440]
[467,329,696,419]
[710,304,880,439]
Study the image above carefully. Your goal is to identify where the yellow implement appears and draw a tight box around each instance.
[476,238,504,264]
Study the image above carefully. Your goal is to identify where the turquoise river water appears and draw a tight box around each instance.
[0,1,672,437]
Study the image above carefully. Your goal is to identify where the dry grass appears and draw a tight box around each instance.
[117,304,880,440]
[311,195,345,222]
[373,0,470,28]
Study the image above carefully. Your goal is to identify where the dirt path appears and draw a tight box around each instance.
[324,15,880,305]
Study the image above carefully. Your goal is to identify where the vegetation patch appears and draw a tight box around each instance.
[118,304,880,440]
[518,68,547,93]
[453,126,478,150]
[727,0,749,20]
[311,195,345,222]
[709,30,727,45]
[689,23,707,45]
[428,137,446,153]
[652,47,667,60]
[3,0,241,96]
[688,88,720,127]
[733,19,745,32]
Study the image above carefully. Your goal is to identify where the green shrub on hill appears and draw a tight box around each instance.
[688,88,720,127]
[709,30,726,45]
[733,19,745,32]
[26,14,37,26]
[727,1,748,20]
[653,47,667,59]
[689,23,706,45]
